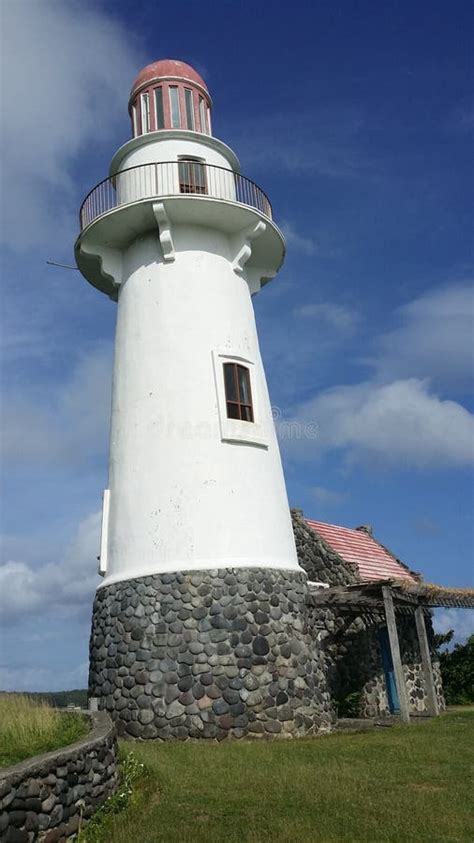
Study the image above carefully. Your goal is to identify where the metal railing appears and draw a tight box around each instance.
[79,161,272,230]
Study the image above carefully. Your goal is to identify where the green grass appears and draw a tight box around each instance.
[0,693,88,768]
[82,709,474,843]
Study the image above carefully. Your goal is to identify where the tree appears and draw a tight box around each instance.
[435,632,474,705]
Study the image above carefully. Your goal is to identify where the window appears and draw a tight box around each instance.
[178,157,207,194]
[140,92,150,133]
[154,87,164,129]
[212,351,266,446]
[132,104,138,136]
[199,96,208,134]
[223,363,254,422]
[169,86,181,128]
[185,88,195,130]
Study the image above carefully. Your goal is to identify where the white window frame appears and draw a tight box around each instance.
[199,96,208,134]
[169,86,181,128]
[132,103,138,136]
[207,106,212,135]
[212,350,267,447]
[140,92,150,133]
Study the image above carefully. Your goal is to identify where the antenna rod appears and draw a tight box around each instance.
[46,260,79,270]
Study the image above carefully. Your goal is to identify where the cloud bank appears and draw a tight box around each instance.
[0,510,101,625]
[369,283,474,391]
[0,0,141,251]
[284,377,474,468]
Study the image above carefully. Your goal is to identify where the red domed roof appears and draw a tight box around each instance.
[130,59,208,97]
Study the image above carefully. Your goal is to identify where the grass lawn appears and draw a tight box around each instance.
[84,709,473,843]
[0,693,88,768]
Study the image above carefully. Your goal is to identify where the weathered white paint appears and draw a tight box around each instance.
[102,225,299,585]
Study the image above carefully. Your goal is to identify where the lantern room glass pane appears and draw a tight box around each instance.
[154,87,164,129]
[169,86,181,128]
[185,88,195,130]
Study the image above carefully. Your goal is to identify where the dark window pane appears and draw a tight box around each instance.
[178,159,206,194]
[224,362,254,424]
[155,87,164,129]
[169,86,180,127]
[185,88,195,130]
[237,365,251,405]
[224,363,238,402]
[226,402,240,419]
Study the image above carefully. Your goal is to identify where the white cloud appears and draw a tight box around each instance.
[0,0,141,250]
[1,343,113,465]
[310,485,346,506]
[280,222,317,256]
[285,377,474,467]
[433,609,474,645]
[294,301,360,335]
[369,283,474,390]
[0,510,101,625]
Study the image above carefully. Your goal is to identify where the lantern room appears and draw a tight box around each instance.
[128,59,212,137]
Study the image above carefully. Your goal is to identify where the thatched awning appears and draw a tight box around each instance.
[392,579,474,609]
[308,578,474,611]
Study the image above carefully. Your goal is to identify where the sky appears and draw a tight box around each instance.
[0,0,473,691]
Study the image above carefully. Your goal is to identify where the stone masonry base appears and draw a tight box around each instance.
[89,568,333,740]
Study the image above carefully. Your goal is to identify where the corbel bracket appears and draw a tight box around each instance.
[232,220,266,276]
[76,241,122,300]
[153,202,175,262]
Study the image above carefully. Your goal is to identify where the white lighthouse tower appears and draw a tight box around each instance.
[78,60,323,740]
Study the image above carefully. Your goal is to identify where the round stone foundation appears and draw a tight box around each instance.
[89,568,333,740]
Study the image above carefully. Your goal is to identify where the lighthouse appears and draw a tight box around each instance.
[77,60,325,739]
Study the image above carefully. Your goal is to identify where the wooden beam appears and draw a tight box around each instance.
[415,606,440,716]
[382,586,410,723]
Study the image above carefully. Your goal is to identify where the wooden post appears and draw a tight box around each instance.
[415,605,440,716]
[382,586,410,723]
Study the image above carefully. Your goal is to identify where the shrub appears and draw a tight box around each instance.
[336,691,363,717]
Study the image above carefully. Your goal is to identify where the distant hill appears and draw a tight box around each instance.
[2,689,88,708]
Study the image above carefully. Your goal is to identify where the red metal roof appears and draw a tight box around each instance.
[130,59,208,97]
[306,520,418,583]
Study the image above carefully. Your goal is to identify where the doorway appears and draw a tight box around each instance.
[379,626,401,714]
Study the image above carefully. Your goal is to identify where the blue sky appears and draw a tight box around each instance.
[0,0,473,691]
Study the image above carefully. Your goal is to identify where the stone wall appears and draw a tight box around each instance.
[321,609,445,718]
[0,711,117,843]
[291,510,360,586]
[89,568,334,740]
